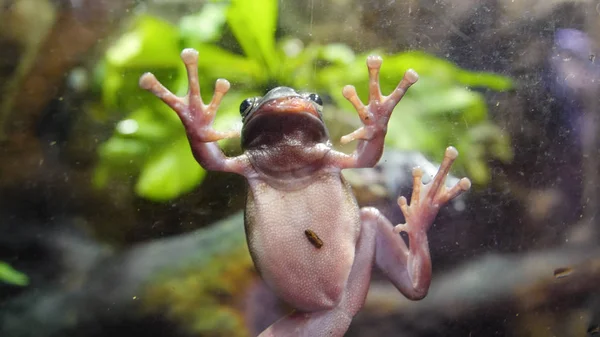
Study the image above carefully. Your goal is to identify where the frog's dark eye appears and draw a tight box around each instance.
[239,98,255,117]
[308,93,323,106]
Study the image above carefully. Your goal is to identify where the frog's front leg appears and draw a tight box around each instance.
[327,55,419,169]
[139,49,251,175]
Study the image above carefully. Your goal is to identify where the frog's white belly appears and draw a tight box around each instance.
[245,174,360,312]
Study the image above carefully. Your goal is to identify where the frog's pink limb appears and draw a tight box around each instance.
[426,147,472,205]
[340,56,419,144]
[339,125,370,145]
[139,48,250,176]
[386,68,419,109]
[410,167,424,206]
[340,85,369,145]
[367,56,384,101]
[140,48,239,143]
[332,56,419,169]
[369,148,469,302]
[444,177,472,203]
[394,147,471,234]
[180,49,239,141]
[338,57,385,138]
[341,85,368,121]
[139,73,184,111]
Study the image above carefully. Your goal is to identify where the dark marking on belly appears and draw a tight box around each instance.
[553,266,573,279]
[304,229,323,249]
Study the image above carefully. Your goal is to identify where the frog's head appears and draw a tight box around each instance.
[240,86,329,149]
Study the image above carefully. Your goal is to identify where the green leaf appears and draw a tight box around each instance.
[0,262,29,286]
[276,41,322,88]
[135,137,206,202]
[195,44,265,85]
[468,123,514,162]
[102,66,179,112]
[179,3,228,44]
[106,16,180,68]
[456,70,514,91]
[465,158,490,183]
[116,107,176,142]
[419,87,487,124]
[92,163,111,188]
[100,16,181,110]
[98,137,149,165]
[93,137,148,188]
[320,44,356,65]
[378,51,513,91]
[226,0,278,74]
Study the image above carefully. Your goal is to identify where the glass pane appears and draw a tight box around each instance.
[0,1,598,336]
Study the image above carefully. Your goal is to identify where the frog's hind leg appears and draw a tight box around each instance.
[370,146,471,299]
[257,309,353,337]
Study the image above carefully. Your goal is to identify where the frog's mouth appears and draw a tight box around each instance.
[241,97,329,149]
[248,96,321,120]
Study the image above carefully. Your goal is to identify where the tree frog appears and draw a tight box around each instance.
[139,48,471,337]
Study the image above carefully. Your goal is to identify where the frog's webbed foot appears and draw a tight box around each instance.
[139,48,240,143]
[394,147,471,234]
[340,56,419,144]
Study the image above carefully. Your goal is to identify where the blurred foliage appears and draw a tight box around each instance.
[94,0,513,202]
[0,261,29,286]
[143,246,253,337]
[141,212,253,337]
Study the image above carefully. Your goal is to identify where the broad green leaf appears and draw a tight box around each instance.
[180,3,228,44]
[0,262,29,286]
[379,51,513,91]
[195,44,265,85]
[98,137,149,165]
[386,100,434,150]
[276,42,322,88]
[381,52,457,86]
[320,44,356,65]
[117,107,176,142]
[93,137,148,188]
[93,164,111,188]
[101,65,124,109]
[466,158,490,183]
[468,123,514,162]
[106,16,180,68]
[227,0,278,74]
[456,70,513,91]
[419,87,487,124]
[102,66,178,112]
[135,137,206,201]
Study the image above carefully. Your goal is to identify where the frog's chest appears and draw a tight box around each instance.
[244,174,360,311]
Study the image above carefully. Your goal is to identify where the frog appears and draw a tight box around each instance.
[139,48,472,337]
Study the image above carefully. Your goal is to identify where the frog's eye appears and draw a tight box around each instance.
[239,98,255,117]
[308,93,323,106]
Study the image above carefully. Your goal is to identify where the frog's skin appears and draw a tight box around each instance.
[139,48,471,337]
